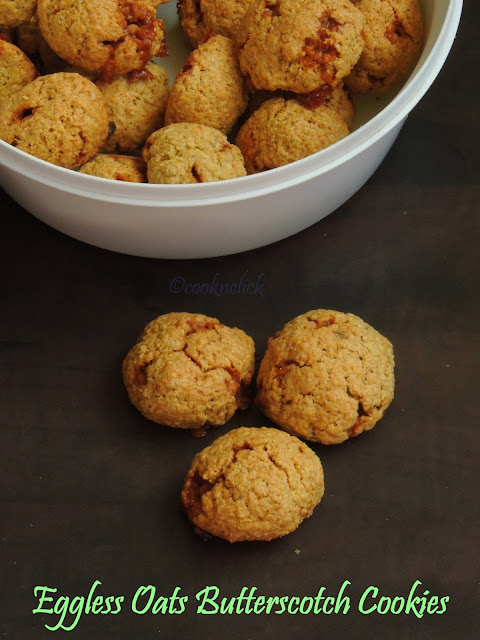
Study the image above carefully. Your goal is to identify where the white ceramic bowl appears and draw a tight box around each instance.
[0,0,462,259]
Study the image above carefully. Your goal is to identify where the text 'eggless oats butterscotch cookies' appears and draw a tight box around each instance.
[256,310,395,444]
[122,312,255,430]
[78,153,147,181]
[235,0,365,93]
[181,426,325,542]
[0,72,110,168]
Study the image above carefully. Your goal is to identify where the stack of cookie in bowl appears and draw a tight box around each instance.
[0,0,424,183]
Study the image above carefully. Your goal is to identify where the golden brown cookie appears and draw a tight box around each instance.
[235,0,365,93]
[0,40,37,109]
[37,0,167,80]
[345,0,424,93]
[0,72,110,168]
[15,11,67,73]
[0,0,36,29]
[122,312,255,430]
[144,122,246,183]
[182,426,325,542]
[256,310,395,444]
[97,61,169,153]
[236,96,348,173]
[178,0,254,47]
[78,153,147,181]
[165,35,247,135]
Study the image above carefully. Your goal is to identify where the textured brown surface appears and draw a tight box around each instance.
[165,35,247,135]
[182,427,324,541]
[0,0,36,29]
[178,0,254,46]
[0,40,37,108]
[78,153,147,181]
[0,72,109,168]
[123,312,255,429]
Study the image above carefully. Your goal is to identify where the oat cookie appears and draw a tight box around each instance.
[0,40,37,109]
[256,310,395,444]
[97,61,169,153]
[79,153,147,181]
[37,0,167,79]
[182,426,325,541]
[178,0,254,47]
[235,0,365,93]
[345,0,424,93]
[0,0,36,29]
[165,35,247,135]
[0,72,110,168]
[122,312,255,429]
[236,96,348,173]
[144,122,246,183]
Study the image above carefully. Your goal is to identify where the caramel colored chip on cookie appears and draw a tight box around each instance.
[256,310,395,444]
[122,312,255,429]
[79,153,147,181]
[182,426,325,541]
[37,0,167,79]
[144,122,246,183]
[166,35,247,135]
[236,96,348,173]
[345,0,424,93]
[0,0,36,29]
[0,72,110,168]
[0,40,38,109]
[235,0,365,93]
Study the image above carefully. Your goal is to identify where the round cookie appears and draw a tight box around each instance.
[0,40,38,109]
[256,310,395,445]
[97,61,169,153]
[165,35,247,135]
[143,122,246,183]
[178,0,254,47]
[0,0,36,29]
[122,312,255,430]
[182,426,325,541]
[345,0,424,94]
[0,72,110,169]
[79,153,147,181]
[235,0,365,93]
[37,0,167,79]
[236,96,349,173]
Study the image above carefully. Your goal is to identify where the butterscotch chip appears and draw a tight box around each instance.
[0,72,110,168]
[97,61,169,153]
[236,96,348,173]
[0,40,37,109]
[79,153,147,181]
[345,0,424,93]
[178,0,254,47]
[37,0,167,79]
[144,122,246,183]
[165,35,247,135]
[0,0,36,29]
[182,426,325,542]
[256,310,395,444]
[122,312,255,429]
[235,0,365,93]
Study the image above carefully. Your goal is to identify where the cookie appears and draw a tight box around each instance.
[256,310,395,444]
[235,0,365,93]
[181,426,325,542]
[178,0,254,47]
[165,35,247,135]
[37,0,167,80]
[97,61,169,153]
[0,0,36,29]
[15,10,67,73]
[143,122,246,183]
[122,312,255,430]
[0,40,38,109]
[236,96,348,173]
[345,0,424,93]
[0,72,110,168]
[78,153,147,181]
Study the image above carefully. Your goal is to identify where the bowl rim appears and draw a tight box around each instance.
[0,0,463,206]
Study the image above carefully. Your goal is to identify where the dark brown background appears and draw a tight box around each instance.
[1,2,479,638]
